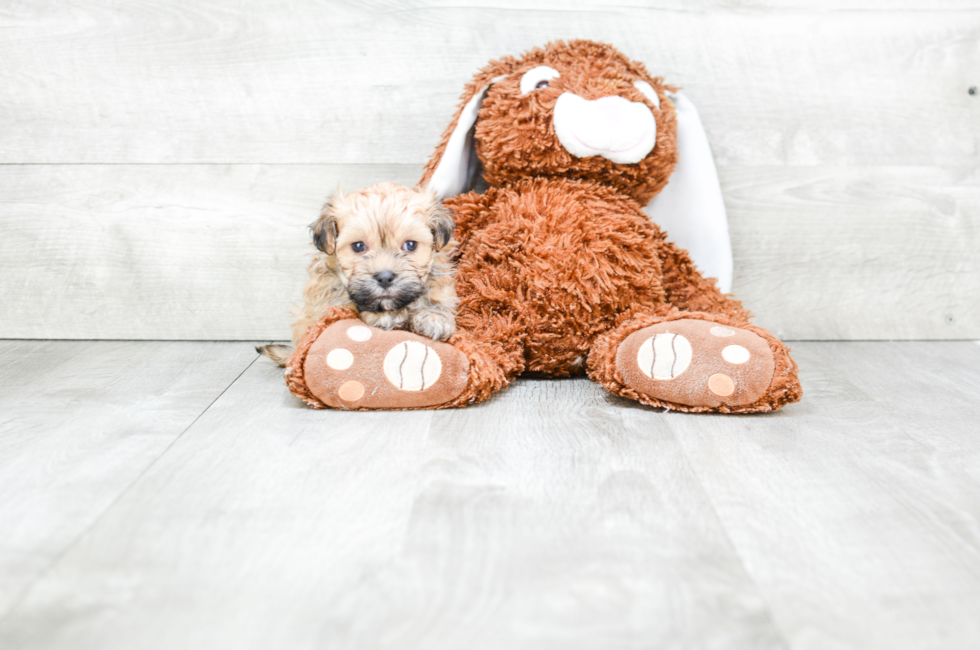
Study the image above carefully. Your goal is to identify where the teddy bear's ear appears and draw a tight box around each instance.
[420,74,508,199]
[643,92,734,294]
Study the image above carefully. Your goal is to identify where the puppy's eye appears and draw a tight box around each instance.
[351,241,366,253]
[520,65,560,95]
[402,240,417,252]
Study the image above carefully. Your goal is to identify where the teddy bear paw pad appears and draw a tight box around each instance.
[616,319,775,408]
[303,320,468,409]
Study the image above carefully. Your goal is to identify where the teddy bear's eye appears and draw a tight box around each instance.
[402,240,417,252]
[351,241,366,253]
[633,80,661,110]
[520,66,560,95]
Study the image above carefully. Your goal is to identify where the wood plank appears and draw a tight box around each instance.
[816,341,980,461]
[0,164,420,340]
[663,342,980,650]
[1,164,976,341]
[0,2,976,165]
[0,340,257,619]
[346,382,783,649]
[385,0,980,8]
[0,361,785,649]
[726,166,980,341]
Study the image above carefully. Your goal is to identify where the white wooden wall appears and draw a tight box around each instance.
[1,0,977,341]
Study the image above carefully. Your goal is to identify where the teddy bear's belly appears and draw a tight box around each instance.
[455,181,669,377]
[515,236,664,375]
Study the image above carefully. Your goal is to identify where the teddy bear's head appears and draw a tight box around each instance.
[420,40,679,205]
[420,39,735,292]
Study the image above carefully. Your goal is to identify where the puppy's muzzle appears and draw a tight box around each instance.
[348,272,423,313]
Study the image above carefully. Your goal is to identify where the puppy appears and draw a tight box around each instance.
[258,182,458,366]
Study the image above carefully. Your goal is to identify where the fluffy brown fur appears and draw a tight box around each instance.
[259,183,457,366]
[421,40,679,206]
[286,40,802,413]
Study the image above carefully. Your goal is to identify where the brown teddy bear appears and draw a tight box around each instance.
[285,40,802,414]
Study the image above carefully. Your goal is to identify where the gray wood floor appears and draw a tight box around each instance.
[1,340,979,650]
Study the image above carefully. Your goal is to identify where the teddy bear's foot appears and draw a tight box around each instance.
[616,319,776,410]
[300,320,469,410]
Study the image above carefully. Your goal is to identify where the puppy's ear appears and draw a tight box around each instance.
[424,196,455,251]
[310,196,340,255]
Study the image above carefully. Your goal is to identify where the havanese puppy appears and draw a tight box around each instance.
[257,182,458,366]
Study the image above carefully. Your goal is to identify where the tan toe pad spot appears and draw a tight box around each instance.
[338,380,365,402]
[708,373,735,396]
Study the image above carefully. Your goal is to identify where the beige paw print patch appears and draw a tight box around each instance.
[636,332,692,380]
[302,320,469,410]
[618,319,775,408]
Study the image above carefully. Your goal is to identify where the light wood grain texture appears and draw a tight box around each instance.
[0,2,976,166]
[0,357,785,650]
[817,341,980,464]
[1,164,976,340]
[349,383,783,649]
[0,164,420,340]
[375,0,980,8]
[2,341,979,648]
[2,2,978,341]
[664,341,980,650]
[0,340,256,619]
[726,166,980,340]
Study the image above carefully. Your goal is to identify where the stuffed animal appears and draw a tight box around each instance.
[285,40,802,413]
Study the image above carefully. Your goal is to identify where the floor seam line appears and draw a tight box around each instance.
[668,422,795,650]
[0,352,259,624]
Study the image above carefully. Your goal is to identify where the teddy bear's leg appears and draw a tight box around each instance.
[285,306,526,410]
[588,311,802,413]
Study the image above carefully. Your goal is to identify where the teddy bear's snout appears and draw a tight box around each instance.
[552,92,656,165]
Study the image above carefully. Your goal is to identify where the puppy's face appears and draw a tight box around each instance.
[310,183,454,313]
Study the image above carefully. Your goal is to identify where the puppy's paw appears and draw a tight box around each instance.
[412,310,456,341]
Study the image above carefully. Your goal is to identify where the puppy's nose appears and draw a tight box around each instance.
[373,270,396,289]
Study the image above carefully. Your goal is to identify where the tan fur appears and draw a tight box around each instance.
[259,183,457,366]
[254,343,293,366]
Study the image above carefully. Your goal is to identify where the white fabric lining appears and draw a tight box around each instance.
[643,92,732,292]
